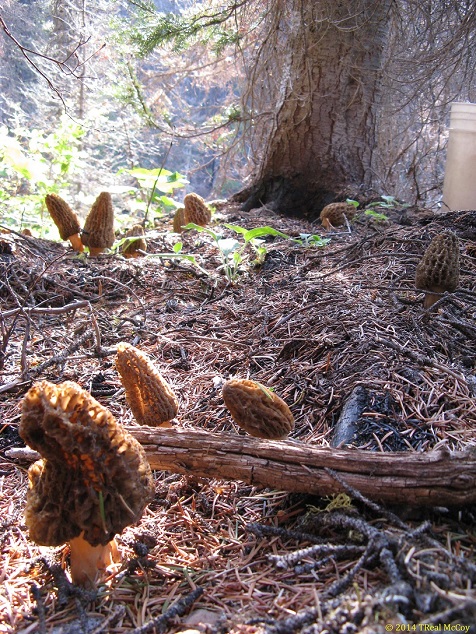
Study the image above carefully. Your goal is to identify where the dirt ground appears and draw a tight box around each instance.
[1,201,476,633]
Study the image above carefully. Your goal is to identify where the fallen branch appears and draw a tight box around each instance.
[8,427,476,507]
[128,427,476,507]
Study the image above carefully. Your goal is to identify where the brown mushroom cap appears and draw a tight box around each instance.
[45,194,83,250]
[172,207,186,233]
[415,231,460,308]
[19,380,155,548]
[116,342,179,426]
[122,224,147,258]
[81,192,115,252]
[183,193,212,227]
[320,202,356,229]
[222,379,294,440]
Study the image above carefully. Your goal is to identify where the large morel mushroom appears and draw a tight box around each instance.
[222,378,294,440]
[81,192,115,256]
[183,193,212,227]
[45,193,83,252]
[415,231,460,308]
[20,380,155,588]
[116,342,179,427]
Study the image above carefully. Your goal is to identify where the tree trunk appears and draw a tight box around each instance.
[241,0,392,217]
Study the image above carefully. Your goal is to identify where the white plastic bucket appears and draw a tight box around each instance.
[442,102,476,211]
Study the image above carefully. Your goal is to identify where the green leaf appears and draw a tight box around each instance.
[242,226,291,242]
[173,241,183,253]
[217,237,240,256]
[183,223,222,241]
[223,222,248,236]
[364,209,388,222]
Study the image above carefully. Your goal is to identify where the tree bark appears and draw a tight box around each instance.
[242,0,393,217]
[129,427,476,507]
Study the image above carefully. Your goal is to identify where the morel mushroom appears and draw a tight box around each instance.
[45,193,83,252]
[19,380,155,588]
[183,193,211,227]
[320,202,356,229]
[122,224,147,258]
[116,342,178,427]
[81,192,115,256]
[172,207,186,233]
[415,231,460,308]
[222,379,294,440]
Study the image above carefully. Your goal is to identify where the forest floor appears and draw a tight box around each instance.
[1,201,476,633]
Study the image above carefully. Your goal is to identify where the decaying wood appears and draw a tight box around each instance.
[8,427,476,507]
[128,427,476,507]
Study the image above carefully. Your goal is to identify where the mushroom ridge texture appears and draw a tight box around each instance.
[183,193,212,227]
[319,202,356,229]
[116,342,179,426]
[122,224,147,258]
[222,378,295,440]
[415,231,460,308]
[45,193,83,251]
[20,380,155,548]
[173,207,186,233]
[81,191,115,254]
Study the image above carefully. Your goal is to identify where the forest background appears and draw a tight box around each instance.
[1,0,475,242]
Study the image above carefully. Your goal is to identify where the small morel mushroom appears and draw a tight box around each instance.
[183,193,212,227]
[415,231,460,308]
[45,193,83,252]
[320,202,356,229]
[222,378,294,440]
[172,207,186,233]
[116,342,178,427]
[81,192,115,256]
[19,380,155,588]
[122,224,147,258]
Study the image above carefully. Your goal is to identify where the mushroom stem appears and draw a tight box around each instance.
[69,532,120,588]
[88,246,107,257]
[68,233,84,252]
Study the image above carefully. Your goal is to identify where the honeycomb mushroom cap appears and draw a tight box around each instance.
[19,380,155,547]
[183,193,211,227]
[122,224,147,256]
[415,231,460,302]
[116,342,178,426]
[45,193,81,240]
[320,202,356,228]
[81,192,115,249]
[222,379,294,440]
[173,207,186,233]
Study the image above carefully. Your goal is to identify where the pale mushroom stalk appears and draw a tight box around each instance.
[68,233,84,252]
[69,533,120,587]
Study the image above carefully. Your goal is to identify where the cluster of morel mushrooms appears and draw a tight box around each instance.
[44,190,211,258]
[46,191,460,308]
[25,193,461,588]
[19,342,294,589]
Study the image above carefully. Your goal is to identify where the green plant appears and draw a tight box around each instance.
[0,116,85,237]
[184,222,329,283]
[144,240,209,276]
[359,195,410,223]
[115,166,188,224]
